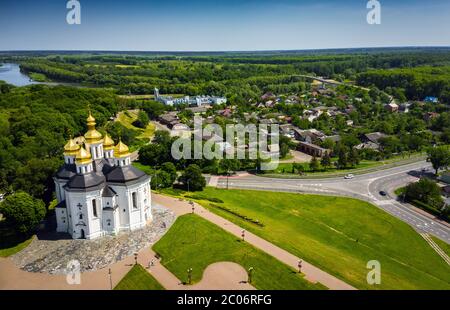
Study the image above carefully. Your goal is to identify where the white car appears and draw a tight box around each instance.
[344,174,354,179]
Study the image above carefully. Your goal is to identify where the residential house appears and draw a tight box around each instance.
[385,103,399,112]
[424,96,439,103]
[356,132,388,151]
[293,128,326,144]
[297,141,330,158]
[424,112,439,122]
[158,112,180,129]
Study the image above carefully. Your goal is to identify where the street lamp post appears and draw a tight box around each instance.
[187,268,193,285]
[134,253,138,265]
[298,260,302,273]
[108,268,113,290]
[247,267,254,284]
[241,229,245,241]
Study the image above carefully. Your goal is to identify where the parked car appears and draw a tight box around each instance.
[344,174,354,179]
[379,191,387,196]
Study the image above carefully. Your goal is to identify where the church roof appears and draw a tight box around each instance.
[103,134,115,150]
[114,140,130,158]
[84,112,103,144]
[102,186,117,197]
[105,165,148,184]
[64,138,80,156]
[75,147,92,164]
[55,164,77,180]
[65,172,106,192]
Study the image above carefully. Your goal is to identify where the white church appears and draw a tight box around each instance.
[53,112,152,240]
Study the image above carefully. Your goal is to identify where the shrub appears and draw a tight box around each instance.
[209,204,264,227]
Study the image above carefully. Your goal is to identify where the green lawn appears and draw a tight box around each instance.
[114,264,165,290]
[265,153,427,178]
[182,187,450,290]
[272,160,378,175]
[0,235,34,257]
[153,214,325,290]
[432,236,450,257]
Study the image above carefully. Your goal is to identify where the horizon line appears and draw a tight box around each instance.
[1,45,450,54]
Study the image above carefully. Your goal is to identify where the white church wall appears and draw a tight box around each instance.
[65,190,103,240]
[55,207,68,233]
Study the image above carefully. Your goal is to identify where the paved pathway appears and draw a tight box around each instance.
[153,194,356,290]
[1,193,354,290]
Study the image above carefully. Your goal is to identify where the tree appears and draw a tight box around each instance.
[428,147,450,175]
[13,158,61,203]
[151,170,172,189]
[160,162,177,184]
[293,163,305,175]
[320,153,332,169]
[309,156,320,172]
[405,178,444,209]
[133,111,149,129]
[0,192,46,236]
[348,148,360,167]
[336,148,348,169]
[178,164,206,191]
[219,158,240,175]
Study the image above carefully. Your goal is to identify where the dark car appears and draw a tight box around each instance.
[379,191,387,196]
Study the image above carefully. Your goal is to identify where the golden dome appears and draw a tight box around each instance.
[75,147,92,164]
[84,111,103,144]
[87,112,96,124]
[63,138,80,156]
[103,134,115,150]
[114,140,130,158]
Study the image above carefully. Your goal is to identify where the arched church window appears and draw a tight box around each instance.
[92,199,97,217]
[132,192,138,209]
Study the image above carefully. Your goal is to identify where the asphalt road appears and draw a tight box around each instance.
[216,161,450,243]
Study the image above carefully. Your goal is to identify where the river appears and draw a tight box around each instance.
[0,63,41,86]
[0,63,83,88]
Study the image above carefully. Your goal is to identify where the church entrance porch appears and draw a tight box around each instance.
[80,229,85,239]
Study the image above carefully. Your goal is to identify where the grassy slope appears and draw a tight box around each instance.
[116,111,156,141]
[114,264,165,290]
[189,188,450,290]
[268,153,426,178]
[153,214,325,290]
[431,236,450,257]
[0,236,34,257]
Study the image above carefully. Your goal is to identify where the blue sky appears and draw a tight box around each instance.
[1,0,449,51]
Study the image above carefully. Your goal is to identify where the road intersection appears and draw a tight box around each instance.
[215,161,450,243]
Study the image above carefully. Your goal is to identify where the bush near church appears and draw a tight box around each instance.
[178,164,206,191]
[0,192,46,236]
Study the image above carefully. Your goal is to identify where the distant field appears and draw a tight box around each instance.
[114,264,165,290]
[182,187,450,289]
[153,214,324,290]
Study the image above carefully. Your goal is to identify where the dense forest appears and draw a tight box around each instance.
[2,48,450,104]
[0,83,123,203]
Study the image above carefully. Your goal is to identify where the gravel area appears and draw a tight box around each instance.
[11,204,175,274]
